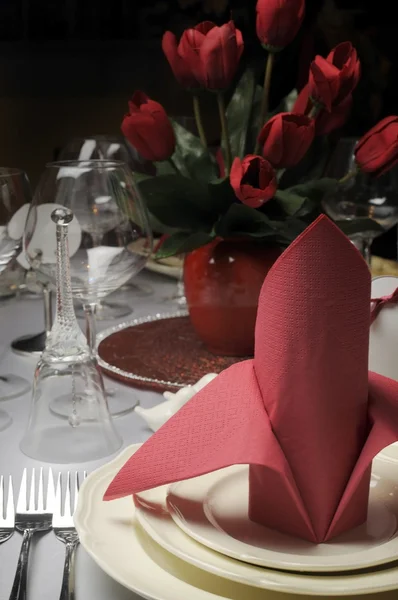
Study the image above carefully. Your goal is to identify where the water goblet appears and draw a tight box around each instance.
[24,160,153,416]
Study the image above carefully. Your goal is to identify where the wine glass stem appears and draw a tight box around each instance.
[360,239,372,267]
[83,302,98,354]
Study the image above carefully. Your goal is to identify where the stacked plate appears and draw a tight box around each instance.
[75,444,398,599]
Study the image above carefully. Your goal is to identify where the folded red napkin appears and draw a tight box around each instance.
[104,215,398,543]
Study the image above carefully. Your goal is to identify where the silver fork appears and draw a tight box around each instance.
[0,475,14,544]
[53,471,86,600]
[9,468,55,600]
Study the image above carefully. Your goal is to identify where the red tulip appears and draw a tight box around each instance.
[294,84,352,135]
[355,116,398,176]
[121,91,176,162]
[162,31,201,89]
[256,0,305,51]
[258,112,315,168]
[164,21,243,91]
[230,155,277,208]
[309,42,360,112]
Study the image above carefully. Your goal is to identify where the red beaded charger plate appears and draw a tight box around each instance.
[97,312,246,393]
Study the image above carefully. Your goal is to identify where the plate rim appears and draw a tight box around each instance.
[167,465,398,573]
[75,444,229,600]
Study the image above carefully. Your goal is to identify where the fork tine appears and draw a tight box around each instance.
[46,468,56,513]
[6,476,14,522]
[0,476,3,519]
[73,472,79,513]
[37,468,44,511]
[28,468,36,511]
[16,469,27,512]
[54,472,62,516]
[65,472,71,517]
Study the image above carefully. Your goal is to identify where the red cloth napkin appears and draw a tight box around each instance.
[104,215,398,543]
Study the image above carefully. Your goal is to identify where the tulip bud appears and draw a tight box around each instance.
[121,92,176,162]
[256,0,305,52]
[230,155,277,208]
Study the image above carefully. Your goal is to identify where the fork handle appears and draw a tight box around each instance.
[9,529,34,600]
[59,541,79,600]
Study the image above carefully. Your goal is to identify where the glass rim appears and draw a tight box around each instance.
[0,167,27,177]
[45,159,128,169]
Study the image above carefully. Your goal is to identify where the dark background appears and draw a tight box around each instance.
[1,0,397,255]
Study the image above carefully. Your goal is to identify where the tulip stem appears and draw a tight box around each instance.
[254,52,274,155]
[339,168,358,185]
[217,93,232,173]
[192,95,207,148]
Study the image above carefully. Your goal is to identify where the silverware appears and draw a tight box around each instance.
[9,468,55,600]
[53,471,86,600]
[0,475,14,544]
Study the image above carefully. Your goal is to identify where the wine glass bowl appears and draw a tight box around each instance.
[24,160,152,303]
[322,138,398,263]
[0,168,32,423]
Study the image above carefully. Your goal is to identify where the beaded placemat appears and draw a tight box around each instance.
[97,312,247,393]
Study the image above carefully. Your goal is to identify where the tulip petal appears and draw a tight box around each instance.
[199,21,241,90]
[162,31,199,89]
[195,21,217,35]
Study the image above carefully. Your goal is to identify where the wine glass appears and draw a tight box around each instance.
[58,134,154,317]
[24,160,153,416]
[322,137,398,265]
[0,168,32,428]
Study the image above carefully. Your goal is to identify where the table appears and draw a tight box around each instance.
[0,270,179,600]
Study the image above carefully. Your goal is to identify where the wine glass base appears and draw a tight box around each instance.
[11,331,47,356]
[50,391,139,419]
[0,374,30,400]
[74,301,133,321]
[0,409,12,432]
[120,281,153,297]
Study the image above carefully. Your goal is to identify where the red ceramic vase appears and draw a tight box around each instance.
[184,239,282,356]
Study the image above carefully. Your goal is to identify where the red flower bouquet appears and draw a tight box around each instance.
[119,0,396,258]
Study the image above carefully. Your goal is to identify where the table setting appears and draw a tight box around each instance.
[5,1,398,599]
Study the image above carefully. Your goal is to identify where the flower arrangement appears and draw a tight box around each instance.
[121,0,398,258]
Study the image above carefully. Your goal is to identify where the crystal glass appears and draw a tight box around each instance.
[58,134,154,316]
[24,160,153,416]
[20,207,122,462]
[0,168,32,427]
[322,137,398,265]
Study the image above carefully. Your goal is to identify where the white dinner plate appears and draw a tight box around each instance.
[75,444,290,600]
[145,258,183,280]
[167,462,398,573]
[75,444,398,598]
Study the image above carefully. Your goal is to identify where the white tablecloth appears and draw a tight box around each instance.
[0,270,179,600]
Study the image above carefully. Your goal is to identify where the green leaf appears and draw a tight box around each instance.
[171,120,218,182]
[274,190,312,217]
[207,177,237,214]
[156,231,215,258]
[335,218,384,237]
[223,69,256,159]
[155,161,178,176]
[138,174,213,231]
[288,178,339,203]
[279,136,332,188]
[133,171,152,185]
[246,87,286,155]
[215,203,278,239]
